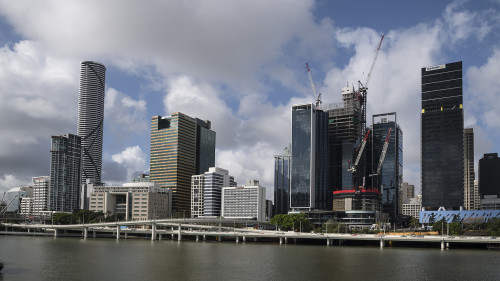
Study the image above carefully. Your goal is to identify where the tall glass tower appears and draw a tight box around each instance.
[421,61,464,210]
[78,61,106,186]
[290,103,328,211]
[274,146,291,214]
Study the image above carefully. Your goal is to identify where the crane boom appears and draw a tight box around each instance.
[375,128,392,175]
[362,34,384,90]
[348,129,371,173]
[306,62,322,108]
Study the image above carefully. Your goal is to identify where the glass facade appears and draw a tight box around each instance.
[421,61,464,210]
[290,103,328,210]
[371,113,403,219]
[196,119,216,174]
[274,148,291,214]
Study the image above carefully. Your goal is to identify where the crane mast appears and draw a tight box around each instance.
[373,128,392,176]
[306,62,322,109]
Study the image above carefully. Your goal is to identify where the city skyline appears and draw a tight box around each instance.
[1,1,500,200]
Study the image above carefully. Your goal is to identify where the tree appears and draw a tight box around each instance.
[270,213,313,232]
[325,219,345,233]
[52,213,72,225]
[485,218,500,236]
[409,217,420,230]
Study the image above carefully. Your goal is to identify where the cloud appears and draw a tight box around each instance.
[111,146,148,181]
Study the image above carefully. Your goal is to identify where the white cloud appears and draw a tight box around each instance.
[0,174,29,194]
[111,146,148,180]
[104,87,148,134]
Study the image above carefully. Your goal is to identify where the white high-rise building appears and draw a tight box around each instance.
[222,179,267,221]
[32,176,50,213]
[191,167,235,218]
[78,61,106,209]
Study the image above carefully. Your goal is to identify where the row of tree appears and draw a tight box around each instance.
[51,210,124,225]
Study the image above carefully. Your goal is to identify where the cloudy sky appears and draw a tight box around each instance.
[1,0,499,200]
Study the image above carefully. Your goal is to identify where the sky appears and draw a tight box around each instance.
[1,0,500,201]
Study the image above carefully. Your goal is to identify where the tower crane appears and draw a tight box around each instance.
[348,129,371,174]
[306,62,322,109]
[357,34,385,136]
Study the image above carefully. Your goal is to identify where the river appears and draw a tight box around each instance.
[0,235,498,280]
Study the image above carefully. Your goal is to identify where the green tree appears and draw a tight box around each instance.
[52,213,73,225]
[325,219,345,233]
[449,221,463,236]
[409,217,420,230]
[485,218,500,236]
[432,219,445,234]
[270,213,313,232]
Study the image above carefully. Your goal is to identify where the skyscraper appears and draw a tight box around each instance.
[78,61,106,209]
[274,146,291,214]
[49,134,82,212]
[464,128,475,210]
[421,61,464,210]
[290,103,328,211]
[371,112,403,219]
[150,113,215,214]
[32,176,50,213]
[479,153,500,199]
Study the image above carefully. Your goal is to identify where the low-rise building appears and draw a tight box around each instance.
[402,196,422,219]
[191,167,236,218]
[89,182,171,221]
[222,179,267,221]
[19,197,33,216]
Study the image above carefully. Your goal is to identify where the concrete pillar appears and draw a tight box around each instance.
[441,240,445,250]
[285,237,288,244]
[93,231,96,238]
[236,236,239,243]
[196,235,199,242]
[54,229,58,237]
[218,222,222,232]
[446,242,450,249]
[28,228,30,233]
[203,235,206,241]
[279,237,283,244]
[151,223,156,241]
[177,223,182,241]
[242,236,246,242]
[171,227,175,239]
[83,227,88,238]
[218,235,222,242]
[380,239,384,249]
[116,225,121,239]
[326,238,330,246]
[159,234,162,240]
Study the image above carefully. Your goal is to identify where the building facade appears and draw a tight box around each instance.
[49,134,82,212]
[222,180,267,221]
[150,113,215,214]
[89,182,171,221]
[479,153,500,199]
[371,113,403,219]
[421,61,464,210]
[32,176,50,213]
[463,128,475,210]
[402,196,422,219]
[191,167,236,218]
[290,103,328,211]
[3,186,33,213]
[274,146,291,215]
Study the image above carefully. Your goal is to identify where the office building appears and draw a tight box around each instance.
[131,174,150,183]
[399,182,415,214]
[274,146,291,214]
[150,113,215,214]
[290,103,328,211]
[464,128,475,210]
[19,197,33,216]
[479,153,500,199]
[473,180,480,210]
[421,61,464,210]
[191,167,236,218]
[222,180,267,221]
[402,195,422,219]
[32,176,50,213]
[371,113,403,218]
[89,182,171,221]
[49,134,82,212]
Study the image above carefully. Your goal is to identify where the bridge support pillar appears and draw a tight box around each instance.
[279,237,283,244]
[159,234,162,240]
[218,235,221,242]
[326,238,330,246]
[125,232,129,239]
[83,227,88,238]
[242,236,246,242]
[284,237,288,244]
[116,225,120,239]
[218,222,222,232]
[93,231,96,238]
[54,229,58,238]
[171,227,175,240]
[441,240,444,250]
[196,235,199,242]
[151,223,156,241]
[236,236,239,243]
[380,239,384,249]
[177,223,182,241]
[203,235,206,241]
[446,242,449,249]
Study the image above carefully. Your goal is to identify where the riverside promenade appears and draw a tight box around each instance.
[1,218,499,249]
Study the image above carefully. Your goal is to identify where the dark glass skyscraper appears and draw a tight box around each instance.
[371,113,403,219]
[290,103,328,210]
[464,128,475,210]
[274,147,291,214]
[150,113,215,214]
[479,153,500,198]
[421,61,464,210]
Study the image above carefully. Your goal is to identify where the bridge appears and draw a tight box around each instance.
[1,219,499,250]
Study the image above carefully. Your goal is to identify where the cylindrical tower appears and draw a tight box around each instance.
[78,61,106,185]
